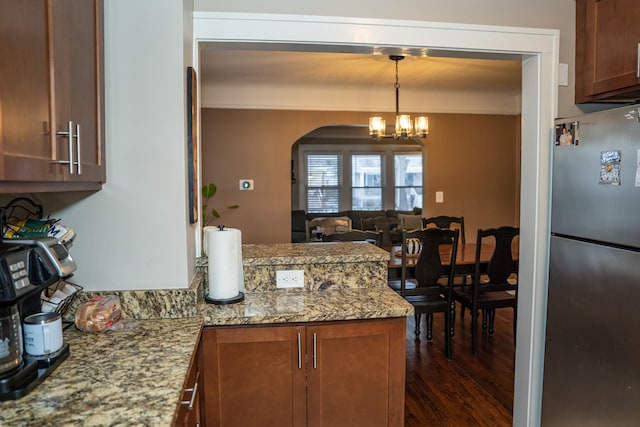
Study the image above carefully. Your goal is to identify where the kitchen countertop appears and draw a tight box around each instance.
[0,317,203,427]
[200,286,413,325]
[0,242,413,425]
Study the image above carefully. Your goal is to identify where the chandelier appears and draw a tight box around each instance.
[369,55,429,140]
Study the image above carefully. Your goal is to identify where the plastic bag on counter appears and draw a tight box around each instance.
[74,295,137,332]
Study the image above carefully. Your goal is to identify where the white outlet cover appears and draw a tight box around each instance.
[276,270,304,288]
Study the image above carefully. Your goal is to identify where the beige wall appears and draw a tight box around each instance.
[202,109,519,243]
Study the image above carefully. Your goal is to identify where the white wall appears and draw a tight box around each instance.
[49,0,196,291]
[195,0,579,118]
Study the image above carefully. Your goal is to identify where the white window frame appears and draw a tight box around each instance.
[299,145,421,213]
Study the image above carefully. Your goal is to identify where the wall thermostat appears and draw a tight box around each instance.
[239,179,254,190]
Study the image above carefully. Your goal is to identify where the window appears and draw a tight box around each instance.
[394,154,423,210]
[352,154,382,210]
[306,154,342,213]
[302,149,422,213]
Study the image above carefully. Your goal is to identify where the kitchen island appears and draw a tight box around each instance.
[0,242,412,426]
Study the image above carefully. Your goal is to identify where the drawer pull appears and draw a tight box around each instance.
[180,371,200,410]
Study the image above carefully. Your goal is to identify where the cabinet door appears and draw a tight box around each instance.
[576,0,640,102]
[306,318,406,427]
[175,341,202,427]
[50,0,105,182]
[201,325,307,427]
[0,1,60,181]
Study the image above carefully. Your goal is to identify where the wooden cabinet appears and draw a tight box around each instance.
[306,320,406,427]
[576,0,640,102]
[0,0,105,192]
[175,339,203,427]
[201,318,406,427]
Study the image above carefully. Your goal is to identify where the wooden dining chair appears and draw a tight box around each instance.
[322,230,382,246]
[453,226,519,355]
[422,215,466,244]
[361,216,401,247]
[394,228,459,359]
[423,215,469,320]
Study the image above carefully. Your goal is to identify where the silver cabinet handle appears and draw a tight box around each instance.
[180,371,200,410]
[297,332,302,369]
[54,121,81,174]
[75,123,81,174]
[637,43,640,78]
[55,120,74,174]
[313,333,317,369]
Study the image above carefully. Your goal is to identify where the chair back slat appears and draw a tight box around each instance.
[475,226,519,286]
[401,228,459,297]
[423,215,466,244]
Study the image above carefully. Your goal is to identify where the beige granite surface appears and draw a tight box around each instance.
[241,242,389,265]
[0,317,203,427]
[200,287,413,325]
[2,242,411,426]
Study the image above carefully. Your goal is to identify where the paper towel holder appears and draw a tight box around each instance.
[204,224,245,305]
[205,292,245,305]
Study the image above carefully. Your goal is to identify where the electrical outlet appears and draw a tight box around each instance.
[276,270,305,288]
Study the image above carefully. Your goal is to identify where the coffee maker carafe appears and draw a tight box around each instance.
[0,305,22,377]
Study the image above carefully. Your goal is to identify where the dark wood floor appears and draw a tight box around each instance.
[404,307,515,427]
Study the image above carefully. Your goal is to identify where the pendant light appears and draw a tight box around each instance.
[369,55,429,140]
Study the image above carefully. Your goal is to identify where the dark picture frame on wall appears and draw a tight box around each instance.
[187,66,198,224]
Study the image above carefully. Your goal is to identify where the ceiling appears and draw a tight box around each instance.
[198,48,522,94]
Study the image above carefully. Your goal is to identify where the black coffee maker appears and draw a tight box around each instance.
[0,243,60,400]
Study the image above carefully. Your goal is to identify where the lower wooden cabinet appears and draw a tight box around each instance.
[174,339,203,427]
[201,318,406,427]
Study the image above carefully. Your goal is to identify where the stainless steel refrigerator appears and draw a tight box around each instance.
[542,104,640,425]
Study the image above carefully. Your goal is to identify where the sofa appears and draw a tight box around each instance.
[291,208,422,243]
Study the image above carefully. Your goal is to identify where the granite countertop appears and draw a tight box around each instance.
[0,242,412,425]
[0,317,203,427]
[241,242,389,265]
[200,287,413,325]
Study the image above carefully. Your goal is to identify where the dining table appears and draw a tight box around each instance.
[386,242,518,279]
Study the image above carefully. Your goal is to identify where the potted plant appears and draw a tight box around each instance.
[201,183,239,226]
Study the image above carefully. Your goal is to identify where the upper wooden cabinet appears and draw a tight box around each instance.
[576,0,640,103]
[0,0,105,192]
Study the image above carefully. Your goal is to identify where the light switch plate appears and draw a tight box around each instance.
[436,191,444,203]
[276,270,304,288]
[558,63,569,87]
[239,179,254,190]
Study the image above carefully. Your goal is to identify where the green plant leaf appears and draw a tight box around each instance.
[212,208,221,218]
[202,183,217,199]
[227,205,240,209]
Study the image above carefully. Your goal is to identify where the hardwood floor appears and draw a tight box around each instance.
[404,307,515,427]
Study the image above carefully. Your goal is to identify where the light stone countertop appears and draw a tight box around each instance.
[241,241,390,265]
[0,242,412,426]
[0,317,203,427]
[200,287,413,325]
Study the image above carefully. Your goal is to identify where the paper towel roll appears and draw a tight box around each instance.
[201,226,219,256]
[206,227,244,300]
